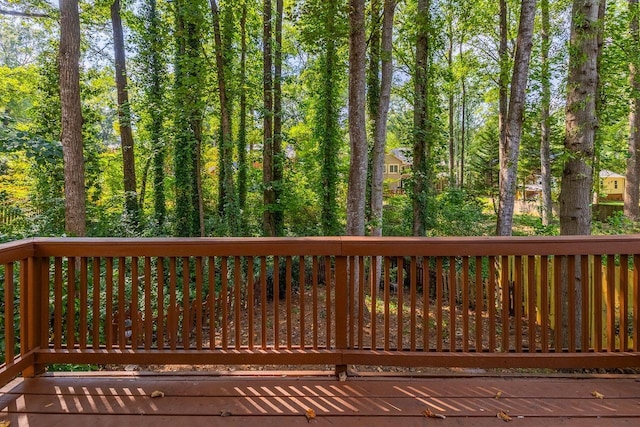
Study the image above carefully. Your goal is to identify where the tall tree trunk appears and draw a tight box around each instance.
[447,17,455,187]
[262,0,275,236]
[625,0,640,221]
[346,0,367,236]
[496,0,537,236]
[273,0,284,236]
[237,3,248,233]
[498,0,508,188]
[413,0,431,237]
[111,0,139,232]
[367,0,381,124]
[540,0,553,226]
[146,0,166,230]
[210,0,238,235]
[371,0,396,239]
[559,0,601,236]
[319,0,341,236]
[59,0,86,236]
[459,46,466,189]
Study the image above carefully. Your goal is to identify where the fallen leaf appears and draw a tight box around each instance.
[494,391,503,399]
[423,408,446,419]
[591,390,604,399]
[150,390,165,398]
[220,410,232,417]
[338,371,347,382]
[0,421,10,427]
[305,408,316,422]
[45,403,53,408]
[497,410,512,422]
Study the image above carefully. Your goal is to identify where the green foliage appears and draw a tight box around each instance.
[427,189,491,236]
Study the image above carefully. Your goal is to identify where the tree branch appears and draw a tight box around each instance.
[0,9,53,19]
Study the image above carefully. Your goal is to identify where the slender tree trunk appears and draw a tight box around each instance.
[237,3,248,232]
[367,0,381,125]
[625,0,640,221]
[498,0,508,186]
[146,0,166,230]
[111,0,139,232]
[540,0,553,226]
[413,0,431,237]
[346,0,367,236]
[371,0,396,239]
[273,0,284,236]
[496,0,537,236]
[210,0,238,235]
[559,0,601,236]
[447,19,455,187]
[263,0,275,236]
[460,48,466,189]
[59,0,86,236]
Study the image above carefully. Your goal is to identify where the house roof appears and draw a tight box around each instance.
[390,148,412,165]
[599,169,625,179]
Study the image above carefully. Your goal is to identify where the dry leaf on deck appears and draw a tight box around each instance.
[220,410,232,417]
[591,390,604,399]
[423,408,446,419]
[338,371,347,382]
[494,391,503,399]
[497,410,512,422]
[305,408,316,422]
[0,421,10,427]
[150,390,165,398]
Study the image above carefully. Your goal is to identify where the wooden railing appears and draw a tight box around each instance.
[1,236,639,386]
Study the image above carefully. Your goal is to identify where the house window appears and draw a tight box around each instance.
[389,164,399,174]
[614,180,618,189]
[383,164,388,174]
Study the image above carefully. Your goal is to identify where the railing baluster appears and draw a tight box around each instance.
[79,257,88,350]
[607,254,616,352]
[208,256,215,350]
[235,256,241,350]
[131,257,139,349]
[117,257,126,350]
[527,256,536,353]
[157,257,164,350]
[144,257,152,350]
[462,256,469,352]
[553,255,562,352]
[221,256,228,350]
[501,256,509,352]
[475,256,483,352]
[325,257,331,349]
[273,256,279,349]
[54,258,62,349]
[286,256,292,349]
[568,255,576,353]
[20,260,27,356]
[358,256,365,349]
[515,256,523,353]
[370,256,377,350]
[300,256,306,349]
[634,254,639,352]
[423,256,429,351]
[4,263,14,363]
[436,257,443,352]
[448,256,455,352]
[540,255,549,353]
[248,256,254,350]
[594,255,603,352]
[410,257,417,352]
[384,257,390,351]
[66,257,75,350]
[105,258,113,350]
[182,257,190,350]
[195,257,203,350]
[312,257,318,350]
[581,255,589,352]
[620,254,629,351]
[261,256,267,349]
[168,257,177,351]
[488,256,497,352]
[92,258,101,350]
[397,257,404,351]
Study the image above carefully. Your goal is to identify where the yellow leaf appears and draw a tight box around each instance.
[423,408,446,419]
[0,421,10,427]
[305,408,316,422]
[497,410,512,422]
[591,390,604,399]
[150,390,165,398]
[494,391,503,399]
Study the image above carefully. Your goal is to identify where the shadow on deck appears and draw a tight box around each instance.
[1,371,640,426]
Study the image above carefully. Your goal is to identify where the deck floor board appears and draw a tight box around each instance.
[0,372,639,425]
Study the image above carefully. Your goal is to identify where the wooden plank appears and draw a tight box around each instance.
[300,256,306,349]
[540,255,549,353]
[66,258,75,351]
[488,257,496,352]
[79,258,88,350]
[409,257,417,352]
[607,255,616,352]
[594,255,603,352]
[448,256,455,352]
[235,256,242,350]
[4,263,14,363]
[384,257,390,351]
[182,257,190,350]
[248,256,255,350]
[156,257,164,350]
[620,254,629,351]
[370,256,377,350]
[475,256,482,351]
[195,257,203,350]
[397,257,404,351]
[144,257,152,351]
[286,256,292,349]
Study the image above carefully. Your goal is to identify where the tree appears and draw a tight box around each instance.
[496,0,537,236]
[59,0,86,236]
[346,0,367,236]
[263,0,275,236]
[237,2,248,232]
[540,0,553,226]
[559,0,602,236]
[273,0,284,235]
[624,0,640,220]
[370,0,396,239]
[111,0,139,232]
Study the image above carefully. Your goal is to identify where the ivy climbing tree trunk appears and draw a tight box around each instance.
[273,0,284,236]
[412,0,431,237]
[496,0,537,236]
[111,0,139,232]
[625,0,640,221]
[210,0,238,235]
[59,0,86,236]
[237,2,248,233]
[346,0,367,236]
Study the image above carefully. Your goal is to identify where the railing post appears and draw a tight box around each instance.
[334,255,348,377]
[22,256,44,377]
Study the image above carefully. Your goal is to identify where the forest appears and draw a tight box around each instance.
[0,0,638,241]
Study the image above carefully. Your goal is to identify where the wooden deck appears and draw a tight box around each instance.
[1,371,639,426]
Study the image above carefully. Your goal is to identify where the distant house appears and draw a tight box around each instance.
[383,148,412,193]
[598,170,625,202]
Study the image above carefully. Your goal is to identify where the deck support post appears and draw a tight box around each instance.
[22,256,46,377]
[334,256,348,378]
